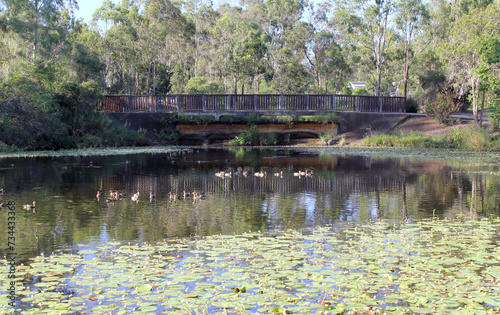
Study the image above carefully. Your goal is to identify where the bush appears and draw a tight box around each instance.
[228,125,259,146]
[425,91,461,124]
[259,133,278,146]
[405,98,419,113]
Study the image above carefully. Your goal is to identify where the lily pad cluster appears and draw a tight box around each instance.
[2,218,500,314]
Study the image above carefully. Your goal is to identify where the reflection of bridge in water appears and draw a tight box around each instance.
[98,171,405,197]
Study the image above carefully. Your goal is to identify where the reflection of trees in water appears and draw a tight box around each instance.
[2,151,500,263]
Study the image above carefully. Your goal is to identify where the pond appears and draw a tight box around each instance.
[1,147,500,314]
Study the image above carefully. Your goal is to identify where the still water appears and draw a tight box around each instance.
[1,148,499,263]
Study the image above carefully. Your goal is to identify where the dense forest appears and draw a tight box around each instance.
[0,0,499,150]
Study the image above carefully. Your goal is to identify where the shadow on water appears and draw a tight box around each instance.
[0,148,499,262]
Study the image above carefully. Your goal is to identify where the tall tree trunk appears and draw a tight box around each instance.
[147,60,152,95]
[480,90,485,126]
[33,16,38,64]
[233,74,237,95]
[153,58,156,96]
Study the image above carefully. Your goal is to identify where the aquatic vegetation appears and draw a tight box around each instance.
[0,146,184,158]
[2,217,500,314]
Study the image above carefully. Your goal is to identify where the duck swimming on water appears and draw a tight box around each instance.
[23,201,36,212]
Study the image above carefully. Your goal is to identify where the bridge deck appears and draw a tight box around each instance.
[99,94,406,119]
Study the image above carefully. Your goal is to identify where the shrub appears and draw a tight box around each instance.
[405,98,419,113]
[228,125,259,146]
[490,107,500,131]
[259,133,278,146]
[425,91,461,124]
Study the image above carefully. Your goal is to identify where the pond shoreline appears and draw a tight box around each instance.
[0,145,499,164]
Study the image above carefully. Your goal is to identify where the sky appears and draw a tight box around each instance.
[74,0,108,23]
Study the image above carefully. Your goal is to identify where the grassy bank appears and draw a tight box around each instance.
[362,125,500,152]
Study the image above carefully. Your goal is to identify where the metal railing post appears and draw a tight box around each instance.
[176,95,180,113]
[202,95,206,112]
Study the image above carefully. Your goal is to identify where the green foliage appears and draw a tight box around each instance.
[425,91,461,124]
[362,131,445,149]
[151,113,181,144]
[362,125,495,151]
[228,125,260,146]
[296,113,337,124]
[259,133,278,146]
[490,108,500,131]
[446,125,489,151]
[342,86,352,95]
[186,76,223,94]
[228,124,280,146]
[352,88,367,96]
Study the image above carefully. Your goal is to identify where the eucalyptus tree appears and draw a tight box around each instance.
[235,22,270,94]
[439,4,500,124]
[1,0,77,64]
[332,0,395,97]
[479,37,500,128]
[394,0,429,98]
[140,0,193,95]
[259,0,310,93]
[92,0,144,94]
[211,10,238,93]
[306,30,349,93]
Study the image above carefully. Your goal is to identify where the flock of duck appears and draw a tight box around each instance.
[96,189,204,204]
[0,168,313,212]
[0,188,37,212]
[214,169,313,179]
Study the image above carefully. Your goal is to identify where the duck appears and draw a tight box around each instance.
[96,191,102,200]
[1,202,11,207]
[131,192,140,202]
[215,171,225,179]
[0,188,5,194]
[254,171,267,178]
[169,192,178,201]
[192,191,204,203]
[182,190,191,200]
[274,171,283,178]
[23,201,36,211]
[149,192,156,202]
[242,170,249,177]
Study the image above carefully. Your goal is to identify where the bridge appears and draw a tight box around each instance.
[99,94,406,120]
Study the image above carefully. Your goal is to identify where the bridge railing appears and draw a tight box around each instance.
[98,94,406,114]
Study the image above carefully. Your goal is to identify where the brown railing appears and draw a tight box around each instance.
[98,94,406,114]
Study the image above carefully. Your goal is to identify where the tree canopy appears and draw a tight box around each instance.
[0,0,498,107]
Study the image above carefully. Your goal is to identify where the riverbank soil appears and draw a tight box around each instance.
[291,112,490,146]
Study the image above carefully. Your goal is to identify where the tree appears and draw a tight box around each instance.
[333,0,395,97]
[479,37,500,128]
[306,30,349,93]
[439,5,500,124]
[394,0,429,98]
[2,0,77,64]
